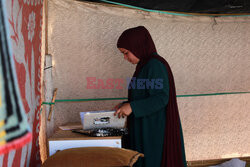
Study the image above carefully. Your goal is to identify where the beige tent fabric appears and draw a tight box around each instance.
[178,93,250,161]
[46,0,250,161]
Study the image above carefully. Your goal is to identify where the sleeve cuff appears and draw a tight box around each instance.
[130,101,139,118]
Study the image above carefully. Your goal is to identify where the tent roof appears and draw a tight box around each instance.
[79,0,250,15]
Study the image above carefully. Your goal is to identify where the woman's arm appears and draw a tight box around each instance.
[130,59,170,118]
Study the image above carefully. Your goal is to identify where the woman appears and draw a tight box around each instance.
[114,26,187,167]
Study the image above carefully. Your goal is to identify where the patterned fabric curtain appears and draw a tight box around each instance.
[0,0,32,154]
[0,0,43,166]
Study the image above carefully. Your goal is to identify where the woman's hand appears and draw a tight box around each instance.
[114,103,132,118]
[113,103,123,111]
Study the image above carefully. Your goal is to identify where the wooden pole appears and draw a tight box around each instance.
[48,88,57,121]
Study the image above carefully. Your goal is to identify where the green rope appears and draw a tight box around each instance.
[41,91,250,105]
[176,91,250,97]
[55,97,127,102]
[100,0,250,17]
[42,102,55,105]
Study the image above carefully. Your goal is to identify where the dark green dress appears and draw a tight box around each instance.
[128,58,169,167]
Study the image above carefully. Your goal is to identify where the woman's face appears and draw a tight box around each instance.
[118,48,140,64]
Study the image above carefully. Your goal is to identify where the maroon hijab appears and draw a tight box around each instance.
[117,26,186,167]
